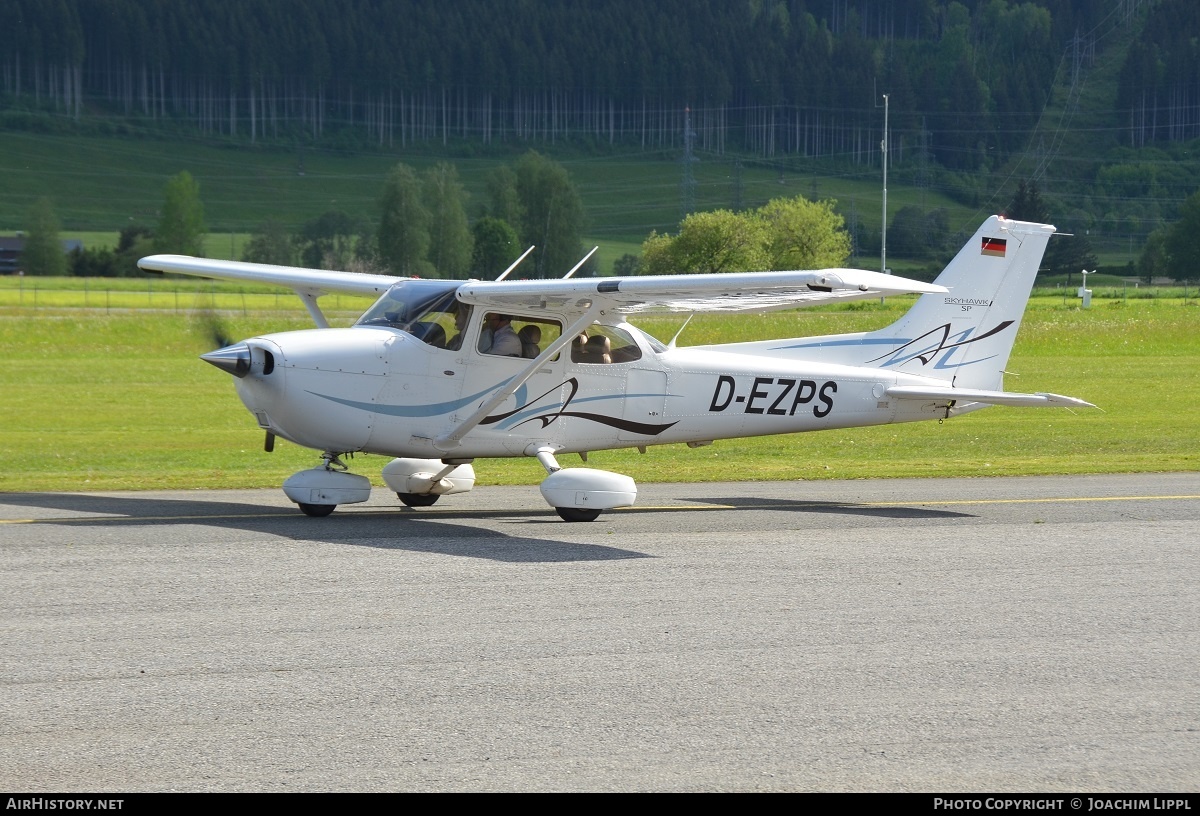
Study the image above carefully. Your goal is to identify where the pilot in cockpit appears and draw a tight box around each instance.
[446,303,471,350]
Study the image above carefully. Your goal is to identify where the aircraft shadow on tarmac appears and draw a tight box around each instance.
[0,492,651,564]
[0,492,973,562]
[680,495,976,520]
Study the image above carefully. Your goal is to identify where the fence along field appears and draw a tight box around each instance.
[1,277,1196,493]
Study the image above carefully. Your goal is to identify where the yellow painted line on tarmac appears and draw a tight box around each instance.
[618,494,1200,512]
[0,512,292,525]
[866,494,1200,508]
[613,504,733,511]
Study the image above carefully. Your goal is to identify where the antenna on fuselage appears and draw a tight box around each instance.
[667,313,696,350]
[562,246,599,279]
[495,245,536,281]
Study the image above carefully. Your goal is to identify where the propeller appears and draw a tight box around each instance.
[193,309,236,349]
[192,310,251,378]
[190,310,274,453]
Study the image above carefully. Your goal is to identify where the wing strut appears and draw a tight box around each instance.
[433,303,604,451]
[298,291,331,329]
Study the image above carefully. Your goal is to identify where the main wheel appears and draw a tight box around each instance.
[397,492,440,508]
[297,502,336,517]
[555,507,602,522]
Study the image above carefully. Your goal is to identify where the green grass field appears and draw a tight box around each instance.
[1,287,1196,494]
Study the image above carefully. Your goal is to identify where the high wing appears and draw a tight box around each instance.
[139,254,944,323]
[139,252,947,337]
[456,267,946,318]
[138,254,400,295]
[138,254,401,328]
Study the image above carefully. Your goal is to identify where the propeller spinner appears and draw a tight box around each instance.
[201,343,252,378]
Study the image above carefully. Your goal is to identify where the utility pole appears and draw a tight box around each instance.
[731,158,744,212]
[880,93,889,276]
[681,106,697,219]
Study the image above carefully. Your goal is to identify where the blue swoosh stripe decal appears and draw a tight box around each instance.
[491,391,666,430]
[310,382,504,417]
[775,337,911,351]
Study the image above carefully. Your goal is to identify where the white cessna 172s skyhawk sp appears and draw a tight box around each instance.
[139,215,1092,521]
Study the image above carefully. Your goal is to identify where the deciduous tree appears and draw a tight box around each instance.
[423,163,472,278]
[1137,228,1169,284]
[757,196,850,269]
[484,165,522,227]
[377,163,432,277]
[298,210,357,269]
[1163,188,1200,283]
[638,195,848,275]
[514,151,585,278]
[470,216,519,277]
[21,197,66,276]
[154,171,206,255]
[640,210,769,275]
[243,220,295,266]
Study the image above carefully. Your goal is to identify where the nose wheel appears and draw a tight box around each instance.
[282,452,372,516]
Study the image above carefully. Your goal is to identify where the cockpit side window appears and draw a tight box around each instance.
[478,314,563,359]
[570,324,643,364]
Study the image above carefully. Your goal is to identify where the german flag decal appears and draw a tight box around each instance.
[981,236,1007,257]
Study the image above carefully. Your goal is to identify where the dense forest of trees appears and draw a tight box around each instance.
[6,0,1200,280]
[3,0,1179,171]
[1116,0,1200,146]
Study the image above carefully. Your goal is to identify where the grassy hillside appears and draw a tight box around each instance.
[0,127,977,274]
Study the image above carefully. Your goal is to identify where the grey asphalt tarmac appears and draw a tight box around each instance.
[1,473,1197,793]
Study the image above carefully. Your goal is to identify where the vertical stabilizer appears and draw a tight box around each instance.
[861,216,1054,390]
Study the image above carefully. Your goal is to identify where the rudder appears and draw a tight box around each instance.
[862,216,1055,390]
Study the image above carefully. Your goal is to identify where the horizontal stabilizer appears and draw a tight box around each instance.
[886,385,1096,408]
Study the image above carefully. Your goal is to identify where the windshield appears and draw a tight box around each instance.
[355,280,463,347]
[625,323,668,354]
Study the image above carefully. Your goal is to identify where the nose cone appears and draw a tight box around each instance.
[201,343,252,378]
